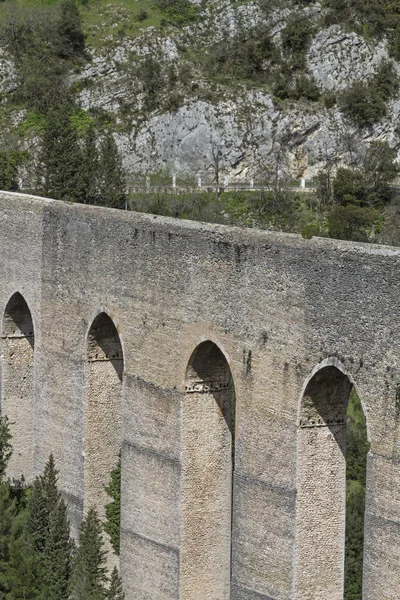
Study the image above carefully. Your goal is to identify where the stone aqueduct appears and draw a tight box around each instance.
[0,191,399,600]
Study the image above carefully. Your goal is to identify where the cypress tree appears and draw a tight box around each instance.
[38,103,84,203]
[43,497,73,600]
[70,507,107,600]
[26,478,49,555]
[26,455,73,600]
[81,122,100,205]
[57,0,85,59]
[5,528,44,600]
[106,567,124,600]
[27,454,61,553]
[104,454,121,555]
[98,131,127,209]
[40,454,61,515]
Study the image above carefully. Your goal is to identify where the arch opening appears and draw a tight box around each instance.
[1,292,35,483]
[180,341,235,600]
[295,365,369,600]
[84,313,123,544]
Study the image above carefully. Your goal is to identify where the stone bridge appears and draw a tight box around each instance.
[0,191,399,600]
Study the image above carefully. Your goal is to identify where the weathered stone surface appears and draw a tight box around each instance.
[0,48,18,94]
[307,25,389,92]
[1,191,400,599]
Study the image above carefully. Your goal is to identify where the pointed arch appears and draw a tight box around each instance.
[1,292,35,482]
[295,363,369,600]
[84,312,123,527]
[180,340,235,600]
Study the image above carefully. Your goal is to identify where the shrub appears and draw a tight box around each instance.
[340,81,387,127]
[333,168,367,205]
[0,150,25,191]
[281,17,315,69]
[206,25,279,81]
[328,204,377,241]
[293,74,320,101]
[154,0,199,26]
[57,0,85,59]
[373,60,399,101]
[135,9,149,22]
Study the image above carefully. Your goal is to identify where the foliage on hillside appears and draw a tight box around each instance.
[0,0,399,243]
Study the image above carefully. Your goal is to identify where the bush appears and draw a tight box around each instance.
[207,28,277,80]
[0,2,83,114]
[340,81,387,126]
[281,17,315,69]
[57,0,85,59]
[154,0,199,26]
[333,168,367,205]
[323,90,337,108]
[373,60,399,101]
[328,204,377,241]
[273,71,320,102]
[0,150,25,191]
[293,74,320,101]
[135,9,149,22]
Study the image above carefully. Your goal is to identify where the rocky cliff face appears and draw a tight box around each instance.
[2,0,400,185]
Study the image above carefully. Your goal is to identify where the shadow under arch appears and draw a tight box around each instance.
[180,340,235,600]
[84,312,123,534]
[295,362,369,600]
[1,292,35,482]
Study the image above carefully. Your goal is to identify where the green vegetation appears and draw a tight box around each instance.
[126,141,399,244]
[70,508,107,600]
[322,0,400,62]
[0,0,127,207]
[340,62,399,127]
[153,0,199,26]
[104,454,121,556]
[327,141,398,241]
[0,0,399,247]
[0,417,124,599]
[345,388,370,600]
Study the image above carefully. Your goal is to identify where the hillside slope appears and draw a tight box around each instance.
[1,0,400,193]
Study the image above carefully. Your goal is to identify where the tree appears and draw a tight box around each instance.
[43,498,73,600]
[57,0,85,59]
[27,454,61,554]
[328,204,377,242]
[38,104,84,202]
[97,131,127,209]
[26,455,73,600]
[363,141,398,206]
[341,82,387,127]
[106,567,124,600]
[0,416,13,480]
[70,508,107,600]
[0,482,17,593]
[4,528,44,600]
[104,454,121,556]
[81,122,100,205]
[0,152,19,192]
[333,168,367,206]
[344,389,370,600]
[26,478,49,555]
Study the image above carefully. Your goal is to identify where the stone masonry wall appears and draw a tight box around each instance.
[0,191,400,599]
